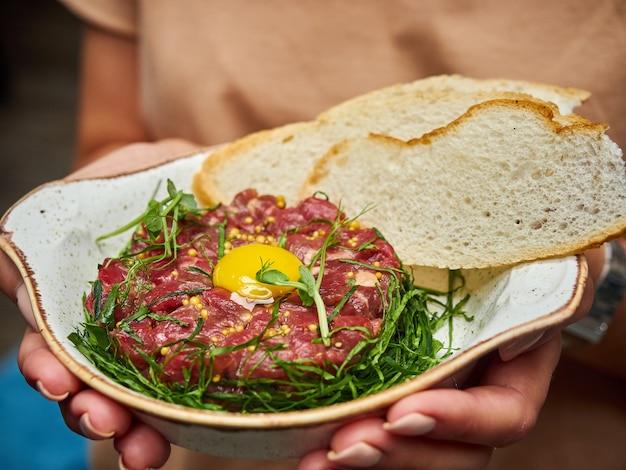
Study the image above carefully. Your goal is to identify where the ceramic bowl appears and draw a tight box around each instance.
[0,150,586,459]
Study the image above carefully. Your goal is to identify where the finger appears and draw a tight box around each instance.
[298,450,340,470]
[17,325,83,400]
[300,418,491,470]
[0,250,22,301]
[570,271,596,325]
[15,282,37,329]
[385,335,561,448]
[0,253,37,328]
[114,422,171,470]
[498,329,546,362]
[59,388,132,440]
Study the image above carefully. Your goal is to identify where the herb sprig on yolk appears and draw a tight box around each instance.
[212,244,303,300]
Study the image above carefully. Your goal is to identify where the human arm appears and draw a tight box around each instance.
[71,23,199,168]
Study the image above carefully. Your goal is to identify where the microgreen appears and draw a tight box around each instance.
[96,179,206,260]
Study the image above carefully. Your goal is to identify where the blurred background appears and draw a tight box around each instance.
[0,1,88,469]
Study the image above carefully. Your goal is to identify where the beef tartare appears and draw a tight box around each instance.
[72,181,464,412]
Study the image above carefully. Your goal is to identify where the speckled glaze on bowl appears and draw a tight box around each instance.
[0,150,587,460]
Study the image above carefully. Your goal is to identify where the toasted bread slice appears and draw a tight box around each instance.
[300,99,626,269]
[192,75,589,206]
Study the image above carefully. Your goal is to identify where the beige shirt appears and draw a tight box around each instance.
[61,0,626,150]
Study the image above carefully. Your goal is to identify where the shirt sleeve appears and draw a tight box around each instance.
[58,0,137,37]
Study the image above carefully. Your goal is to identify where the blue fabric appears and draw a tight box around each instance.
[0,347,89,470]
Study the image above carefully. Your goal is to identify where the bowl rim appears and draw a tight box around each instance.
[0,150,588,429]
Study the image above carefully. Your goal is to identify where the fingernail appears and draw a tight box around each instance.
[118,455,129,470]
[79,413,115,440]
[118,455,153,470]
[383,412,437,436]
[36,380,69,402]
[327,441,383,467]
[16,283,37,329]
[499,330,544,361]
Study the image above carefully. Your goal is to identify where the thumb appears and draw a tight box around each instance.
[16,282,37,329]
[0,249,22,301]
[0,250,35,328]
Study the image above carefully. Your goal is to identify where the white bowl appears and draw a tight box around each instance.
[0,150,586,459]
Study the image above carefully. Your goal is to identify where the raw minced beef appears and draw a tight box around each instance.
[85,189,400,389]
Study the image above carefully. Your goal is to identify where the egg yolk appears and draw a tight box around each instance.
[213,243,303,300]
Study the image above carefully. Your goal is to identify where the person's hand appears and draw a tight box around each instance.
[1,139,201,470]
[297,265,595,470]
